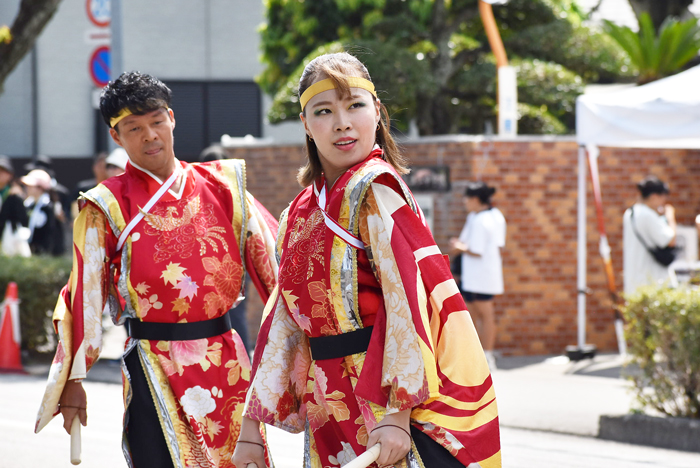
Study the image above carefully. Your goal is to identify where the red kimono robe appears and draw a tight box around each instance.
[35,159,278,468]
[246,151,501,468]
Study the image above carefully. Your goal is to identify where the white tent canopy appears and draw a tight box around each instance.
[573,65,700,354]
[577,64,700,149]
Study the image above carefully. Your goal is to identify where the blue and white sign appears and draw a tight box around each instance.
[89,46,111,87]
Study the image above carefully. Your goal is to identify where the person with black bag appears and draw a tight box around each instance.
[623,175,677,295]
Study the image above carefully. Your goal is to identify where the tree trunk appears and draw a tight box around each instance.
[417,0,475,135]
[0,0,63,95]
[627,0,693,31]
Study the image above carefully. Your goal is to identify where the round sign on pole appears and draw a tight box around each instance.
[86,0,110,27]
[89,46,111,87]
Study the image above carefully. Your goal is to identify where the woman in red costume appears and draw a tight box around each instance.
[233,53,501,468]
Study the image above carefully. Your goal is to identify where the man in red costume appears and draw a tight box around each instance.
[35,72,278,468]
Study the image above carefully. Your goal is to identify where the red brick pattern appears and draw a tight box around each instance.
[227,139,700,356]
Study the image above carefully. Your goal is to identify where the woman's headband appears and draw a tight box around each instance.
[299,77,376,111]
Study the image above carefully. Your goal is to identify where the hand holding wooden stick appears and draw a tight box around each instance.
[70,416,81,465]
[343,444,381,468]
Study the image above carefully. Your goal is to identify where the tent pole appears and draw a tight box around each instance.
[577,145,587,349]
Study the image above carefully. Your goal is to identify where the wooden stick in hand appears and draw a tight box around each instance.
[70,416,81,465]
[343,443,381,468]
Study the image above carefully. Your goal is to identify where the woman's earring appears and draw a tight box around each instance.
[308,135,314,141]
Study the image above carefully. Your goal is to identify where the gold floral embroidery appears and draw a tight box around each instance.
[279,209,325,284]
[144,195,229,263]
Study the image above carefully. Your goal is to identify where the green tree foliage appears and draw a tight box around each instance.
[260,0,634,135]
[605,12,700,85]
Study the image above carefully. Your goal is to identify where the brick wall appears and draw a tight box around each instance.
[227,137,700,356]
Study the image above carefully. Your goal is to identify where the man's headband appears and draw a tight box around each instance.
[299,77,376,111]
[109,107,172,128]
[110,108,133,128]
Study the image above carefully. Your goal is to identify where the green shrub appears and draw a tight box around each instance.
[0,255,71,356]
[622,285,700,418]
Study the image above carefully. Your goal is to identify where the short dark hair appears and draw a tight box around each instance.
[636,175,669,198]
[465,181,497,205]
[99,71,172,129]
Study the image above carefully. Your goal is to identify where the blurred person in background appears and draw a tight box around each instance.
[450,181,506,370]
[71,152,108,220]
[25,155,68,255]
[623,175,676,295]
[0,156,29,254]
[104,147,128,179]
[20,169,59,255]
[72,152,108,200]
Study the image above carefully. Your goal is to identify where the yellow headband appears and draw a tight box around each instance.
[110,107,173,128]
[300,77,376,111]
[110,108,132,128]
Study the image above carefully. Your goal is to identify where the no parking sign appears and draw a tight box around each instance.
[89,46,111,87]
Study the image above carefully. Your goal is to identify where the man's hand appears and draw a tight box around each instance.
[366,410,412,467]
[59,380,87,435]
[231,417,266,468]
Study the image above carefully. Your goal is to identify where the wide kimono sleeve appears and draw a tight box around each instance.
[355,184,435,413]
[35,202,115,433]
[356,182,501,468]
[243,191,279,303]
[243,207,311,434]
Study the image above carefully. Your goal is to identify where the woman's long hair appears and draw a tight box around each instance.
[297,52,408,187]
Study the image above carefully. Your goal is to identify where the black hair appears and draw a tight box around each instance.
[297,52,407,187]
[199,145,228,162]
[465,181,497,205]
[99,71,172,130]
[636,175,669,198]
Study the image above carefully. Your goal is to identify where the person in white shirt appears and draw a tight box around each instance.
[450,181,506,370]
[622,175,676,296]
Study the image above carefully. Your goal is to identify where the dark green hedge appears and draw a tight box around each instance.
[0,255,71,356]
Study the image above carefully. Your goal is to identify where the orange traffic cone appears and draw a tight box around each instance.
[0,282,25,373]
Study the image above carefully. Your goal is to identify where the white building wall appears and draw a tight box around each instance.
[0,0,306,159]
[36,0,97,157]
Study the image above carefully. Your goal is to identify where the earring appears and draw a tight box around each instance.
[308,135,313,141]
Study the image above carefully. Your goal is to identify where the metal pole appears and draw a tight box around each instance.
[577,145,587,349]
[108,0,123,151]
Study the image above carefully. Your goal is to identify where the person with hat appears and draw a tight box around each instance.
[623,175,677,295]
[0,156,29,255]
[34,71,280,467]
[21,169,59,255]
[24,154,69,255]
[104,147,129,179]
[449,181,506,371]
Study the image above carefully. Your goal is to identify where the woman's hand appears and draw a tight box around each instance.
[231,417,266,468]
[366,410,412,467]
[59,380,87,434]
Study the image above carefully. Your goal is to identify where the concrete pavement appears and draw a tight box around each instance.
[11,343,700,467]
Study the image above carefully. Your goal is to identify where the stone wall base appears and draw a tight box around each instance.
[599,414,700,452]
